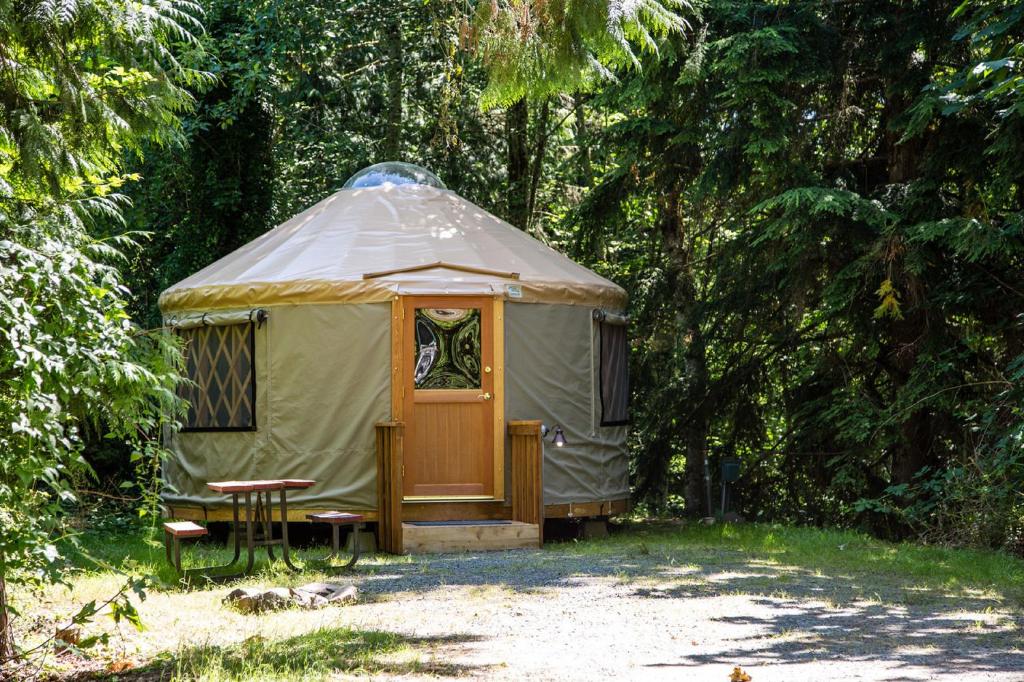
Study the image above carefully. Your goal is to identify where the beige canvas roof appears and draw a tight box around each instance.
[159,184,626,312]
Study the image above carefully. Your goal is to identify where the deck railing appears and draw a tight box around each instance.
[375,421,404,553]
[508,420,544,546]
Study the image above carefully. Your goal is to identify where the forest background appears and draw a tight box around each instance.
[3,0,1024,601]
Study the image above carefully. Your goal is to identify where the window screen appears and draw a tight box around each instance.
[599,321,629,426]
[178,322,256,431]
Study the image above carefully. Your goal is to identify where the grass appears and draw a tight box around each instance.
[162,627,414,680]
[11,517,422,680]
[9,514,1024,680]
[571,521,1024,604]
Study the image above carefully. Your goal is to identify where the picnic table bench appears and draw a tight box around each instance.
[163,521,208,573]
[306,512,366,570]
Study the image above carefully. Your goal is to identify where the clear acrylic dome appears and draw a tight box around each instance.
[342,162,446,190]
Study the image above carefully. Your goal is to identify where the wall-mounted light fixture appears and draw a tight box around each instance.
[541,424,567,447]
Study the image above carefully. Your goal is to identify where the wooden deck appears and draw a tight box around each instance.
[402,521,540,554]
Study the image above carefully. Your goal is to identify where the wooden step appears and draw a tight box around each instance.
[402,521,540,554]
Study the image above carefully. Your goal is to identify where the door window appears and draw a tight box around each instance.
[413,308,481,389]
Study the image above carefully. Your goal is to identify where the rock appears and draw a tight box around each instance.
[294,582,358,605]
[223,586,261,611]
[288,588,327,610]
[327,585,357,604]
[224,586,292,613]
[262,587,294,609]
[699,516,716,526]
[225,583,357,612]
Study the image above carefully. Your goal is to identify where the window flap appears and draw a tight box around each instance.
[599,320,629,426]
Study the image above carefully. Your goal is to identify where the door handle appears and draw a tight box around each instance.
[477,392,492,400]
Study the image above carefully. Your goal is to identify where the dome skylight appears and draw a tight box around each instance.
[342,162,446,190]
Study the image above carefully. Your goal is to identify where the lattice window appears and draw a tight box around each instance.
[178,323,255,431]
[599,321,629,426]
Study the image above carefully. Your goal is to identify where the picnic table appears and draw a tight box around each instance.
[204,478,314,580]
[162,477,365,581]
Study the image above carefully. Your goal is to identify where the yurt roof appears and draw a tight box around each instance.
[158,183,626,312]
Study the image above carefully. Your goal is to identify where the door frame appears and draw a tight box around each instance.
[390,294,505,502]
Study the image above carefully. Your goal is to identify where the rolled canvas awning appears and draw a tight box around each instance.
[593,309,629,326]
[166,308,267,330]
[159,184,626,313]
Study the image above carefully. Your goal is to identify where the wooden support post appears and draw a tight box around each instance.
[375,421,404,554]
[508,420,544,546]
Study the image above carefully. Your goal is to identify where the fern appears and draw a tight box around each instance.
[470,0,692,108]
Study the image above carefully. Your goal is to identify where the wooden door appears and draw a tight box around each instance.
[401,296,497,499]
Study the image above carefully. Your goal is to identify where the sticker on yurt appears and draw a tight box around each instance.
[413,308,481,389]
[507,284,523,298]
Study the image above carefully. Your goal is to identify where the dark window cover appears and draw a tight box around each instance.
[599,321,629,426]
[177,322,255,431]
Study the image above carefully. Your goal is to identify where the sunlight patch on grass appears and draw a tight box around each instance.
[163,626,414,681]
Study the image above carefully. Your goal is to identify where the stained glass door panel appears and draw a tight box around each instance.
[402,297,495,499]
[413,308,481,389]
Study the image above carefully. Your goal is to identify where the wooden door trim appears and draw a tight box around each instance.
[492,297,505,501]
[394,294,505,503]
[391,297,404,423]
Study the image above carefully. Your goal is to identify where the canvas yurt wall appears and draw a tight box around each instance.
[162,303,391,510]
[505,304,629,505]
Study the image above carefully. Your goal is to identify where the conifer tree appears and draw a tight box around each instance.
[0,0,202,662]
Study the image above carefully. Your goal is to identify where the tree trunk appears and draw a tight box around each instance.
[682,339,709,516]
[887,309,934,487]
[657,187,710,516]
[525,97,550,229]
[506,97,529,229]
[882,43,933,489]
[573,94,591,187]
[634,433,674,511]
[383,16,403,160]
[0,569,14,666]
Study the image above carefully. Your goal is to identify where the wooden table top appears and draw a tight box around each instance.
[206,479,317,493]
[207,480,284,493]
[280,479,316,489]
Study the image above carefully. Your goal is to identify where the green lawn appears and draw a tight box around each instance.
[9,516,1024,680]
[577,521,1024,602]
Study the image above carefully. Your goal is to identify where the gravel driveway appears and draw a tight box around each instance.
[328,543,1024,681]
[30,525,1021,681]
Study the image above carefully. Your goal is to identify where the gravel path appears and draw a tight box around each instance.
[27,530,1022,681]
[329,547,1024,681]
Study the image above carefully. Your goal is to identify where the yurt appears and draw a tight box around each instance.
[160,162,629,552]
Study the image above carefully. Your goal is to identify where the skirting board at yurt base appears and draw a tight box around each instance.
[163,497,630,524]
